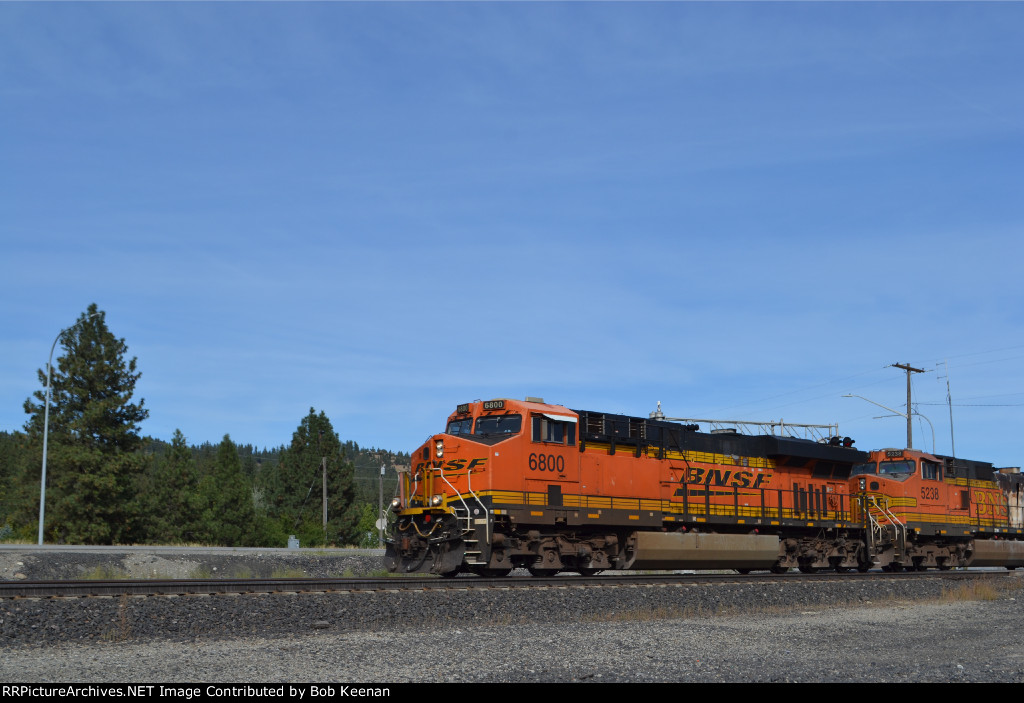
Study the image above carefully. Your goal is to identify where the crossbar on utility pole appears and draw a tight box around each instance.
[892,362,926,449]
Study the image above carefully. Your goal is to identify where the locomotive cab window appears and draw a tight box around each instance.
[446,418,473,436]
[922,461,942,481]
[532,414,577,445]
[474,414,522,436]
[852,462,877,476]
[878,460,914,481]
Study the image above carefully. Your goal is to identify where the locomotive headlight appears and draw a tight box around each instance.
[390,498,402,511]
[435,439,444,458]
[859,478,866,490]
[430,494,444,507]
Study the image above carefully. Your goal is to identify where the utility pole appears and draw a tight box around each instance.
[318,430,327,534]
[378,464,386,548]
[892,362,926,449]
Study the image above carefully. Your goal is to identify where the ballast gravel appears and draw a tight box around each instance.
[3,573,1024,683]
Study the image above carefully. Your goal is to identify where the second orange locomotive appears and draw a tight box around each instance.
[384,397,1024,575]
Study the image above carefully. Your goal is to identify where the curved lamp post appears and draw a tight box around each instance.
[842,393,935,452]
[38,313,100,545]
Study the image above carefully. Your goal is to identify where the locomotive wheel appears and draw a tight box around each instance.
[528,567,559,577]
[857,562,871,573]
[474,568,512,578]
[770,564,789,574]
[798,565,818,574]
[578,568,604,576]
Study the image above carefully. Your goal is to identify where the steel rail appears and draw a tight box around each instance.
[0,569,1006,599]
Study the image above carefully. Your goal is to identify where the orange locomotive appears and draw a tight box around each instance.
[852,448,1024,570]
[384,397,1024,575]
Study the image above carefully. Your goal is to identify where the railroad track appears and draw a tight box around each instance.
[0,569,1005,599]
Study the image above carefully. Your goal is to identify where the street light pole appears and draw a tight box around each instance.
[843,393,934,451]
[913,411,936,454]
[38,313,100,545]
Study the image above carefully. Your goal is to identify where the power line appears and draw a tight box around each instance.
[917,402,1024,407]
[936,344,1024,362]
[703,364,891,416]
[944,354,1024,370]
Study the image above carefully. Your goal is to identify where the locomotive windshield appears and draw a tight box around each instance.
[852,462,876,476]
[446,418,473,435]
[878,460,915,481]
[475,414,522,436]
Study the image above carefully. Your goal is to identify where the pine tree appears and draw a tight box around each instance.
[264,408,358,546]
[0,431,35,537]
[196,435,256,546]
[23,304,149,544]
[141,429,201,543]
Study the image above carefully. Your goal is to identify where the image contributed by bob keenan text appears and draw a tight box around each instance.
[2,686,393,700]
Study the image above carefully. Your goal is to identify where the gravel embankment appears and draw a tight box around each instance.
[0,546,385,582]
[2,547,1023,682]
[3,592,1023,683]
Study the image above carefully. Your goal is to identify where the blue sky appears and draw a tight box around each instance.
[2,2,1023,467]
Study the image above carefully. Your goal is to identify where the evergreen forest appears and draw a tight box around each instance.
[0,304,409,548]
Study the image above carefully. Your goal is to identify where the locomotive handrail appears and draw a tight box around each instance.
[463,461,491,544]
[862,494,906,561]
[858,494,883,561]
[435,463,489,544]
[435,464,471,523]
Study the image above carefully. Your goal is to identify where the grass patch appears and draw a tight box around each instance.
[939,578,1015,602]
[271,567,308,578]
[334,567,395,578]
[364,569,396,578]
[79,565,130,580]
[188,566,213,579]
[100,594,133,642]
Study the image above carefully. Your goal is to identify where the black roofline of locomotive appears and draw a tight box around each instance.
[930,452,1024,485]
[571,408,869,465]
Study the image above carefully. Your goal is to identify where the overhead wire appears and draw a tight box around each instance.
[697,345,1022,424]
[935,344,1024,362]
[702,364,891,417]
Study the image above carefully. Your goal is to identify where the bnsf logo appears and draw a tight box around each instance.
[413,458,488,473]
[974,490,1009,517]
[678,467,771,490]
